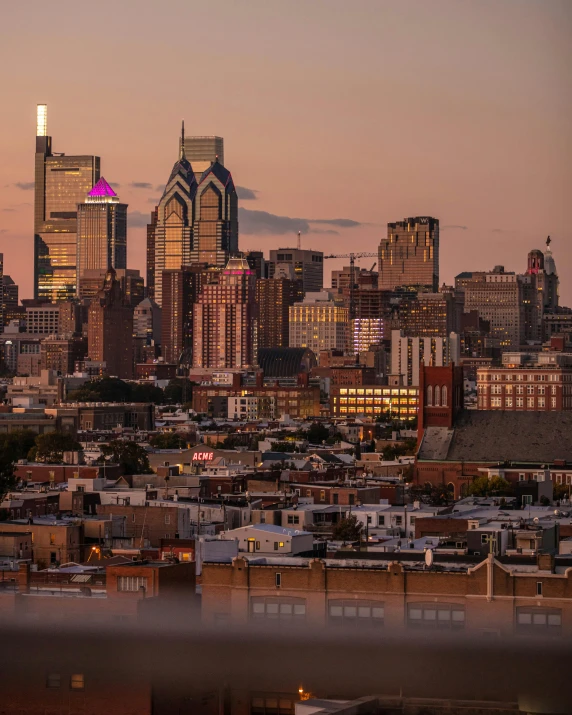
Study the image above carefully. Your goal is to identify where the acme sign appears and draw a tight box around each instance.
[192,451,214,461]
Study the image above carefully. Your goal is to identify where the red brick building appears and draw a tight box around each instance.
[477,365,572,411]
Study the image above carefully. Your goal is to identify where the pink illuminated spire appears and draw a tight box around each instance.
[88,177,117,198]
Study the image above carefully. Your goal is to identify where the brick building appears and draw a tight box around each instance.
[477,364,572,411]
[201,553,572,638]
[96,503,190,547]
[330,385,419,420]
[0,520,82,568]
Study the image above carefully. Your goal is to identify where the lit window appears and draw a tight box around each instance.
[70,674,85,690]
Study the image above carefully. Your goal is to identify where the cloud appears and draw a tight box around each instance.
[238,208,364,236]
[236,186,258,200]
[147,197,161,204]
[14,182,34,191]
[155,185,165,192]
[441,224,468,230]
[109,182,121,189]
[128,210,152,227]
[0,229,7,234]
[129,182,153,190]
[491,228,517,234]
[310,218,362,228]
[2,208,15,212]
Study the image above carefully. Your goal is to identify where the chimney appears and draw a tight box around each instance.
[18,562,30,593]
[537,551,555,573]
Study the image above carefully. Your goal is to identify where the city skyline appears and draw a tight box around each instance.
[0,1,570,304]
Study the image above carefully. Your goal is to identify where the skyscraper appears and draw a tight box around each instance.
[268,248,324,293]
[34,104,100,302]
[182,135,224,177]
[146,207,158,299]
[256,276,298,349]
[289,291,349,354]
[378,216,439,292]
[191,156,238,267]
[87,268,133,378]
[76,177,127,298]
[152,123,197,307]
[193,257,257,369]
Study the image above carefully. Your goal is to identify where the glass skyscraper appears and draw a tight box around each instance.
[34,104,100,302]
[76,177,127,298]
[378,216,439,293]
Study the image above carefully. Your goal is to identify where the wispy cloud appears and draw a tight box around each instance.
[128,210,152,227]
[238,208,364,236]
[14,182,34,191]
[109,182,121,189]
[0,229,8,234]
[441,224,468,230]
[129,182,153,190]
[155,185,164,193]
[2,208,15,212]
[236,186,258,200]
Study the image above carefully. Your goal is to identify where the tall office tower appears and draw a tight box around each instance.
[2,276,19,327]
[464,267,524,348]
[193,257,257,369]
[182,135,224,177]
[191,157,239,267]
[397,292,456,338]
[146,207,158,298]
[268,248,324,293]
[245,250,267,279]
[87,267,134,378]
[525,240,560,342]
[256,277,298,349]
[378,216,439,292]
[289,291,349,354]
[332,266,378,294]
[0,254,3,331]
[152,124,197,307]
[76,178,127,298]
[390,329,461,387]
[34,104,100,302]
[133,297,162,344]
[78,267,144,306]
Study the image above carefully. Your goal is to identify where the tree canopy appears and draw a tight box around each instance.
[28,432,81,464]
[332,514,363,542]
[306,422,330,445]
[468,475,511,497]
[149,432,190,449]
[0,430,38,500]
[97,440,153,475]
[67,376,165,405]
[163,378,196,404]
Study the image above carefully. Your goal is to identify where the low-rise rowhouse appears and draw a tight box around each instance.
[220,524,315,557]
[201,553,572,638]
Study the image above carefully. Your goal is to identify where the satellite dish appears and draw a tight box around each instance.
[424,549,434,568]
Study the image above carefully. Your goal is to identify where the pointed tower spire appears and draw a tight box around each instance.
[180,120,186,160]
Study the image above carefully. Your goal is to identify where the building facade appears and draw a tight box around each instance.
[34,104,100,302]
[268,248,324,293]
[87,268,133,379]
[289,292,349,354]
[256,277,298,349]
[76,177,127,298]
[330,385,419,420]
[477,364,572,411]
[182,135,224,178]
[378,216,439,292]
[391,329,461,386]
[193,257,257,369]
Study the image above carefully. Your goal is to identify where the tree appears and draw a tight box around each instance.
[29,432,81,464]
[68,377,131,403]
[554,483,569,503]
[0,430,37,500]
[468,475,511,497]
[271,441,296,453]
[163,378,195,404]
[332,514,363,542]
[98,440,153,475]
[149,433,188,449]
[131,382,165,404]
[306,422,329,445]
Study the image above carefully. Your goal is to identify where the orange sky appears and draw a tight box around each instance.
[1,0,570,304]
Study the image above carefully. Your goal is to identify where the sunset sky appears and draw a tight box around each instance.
[1,0,570,304]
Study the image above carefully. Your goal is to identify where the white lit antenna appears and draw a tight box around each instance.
[37,104,47,137]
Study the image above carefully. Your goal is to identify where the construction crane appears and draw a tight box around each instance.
[323,252,377,319]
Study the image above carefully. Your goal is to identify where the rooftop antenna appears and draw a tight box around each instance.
[180,120,186,160]
[546,235,551,247]
[297,230,301,250]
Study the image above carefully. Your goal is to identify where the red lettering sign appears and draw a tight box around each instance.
[192,452,214,461]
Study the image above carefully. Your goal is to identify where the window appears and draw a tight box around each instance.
[516,607,561,633]
[320,490,326,502]
[46,674,61,689]
[275,573,282,588]
[434,385,441,406]
[407,603,465,629]
[117,576,148,592]
[536,582,543,596]
[287,514,300,525]
[395,515,402,526]
[349,494,355,506]
[329,600,384,627]
[165,515,171,525]
[505,397,513,407]
[527,397,534,408]
[426,385,433,407]
[333,493,339,505]
[378,515,385,526]
[70,674,85,690]
[441,386,447,406]
[538,397,545,408]
[49,533,56,545]
[251,597,307,621]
